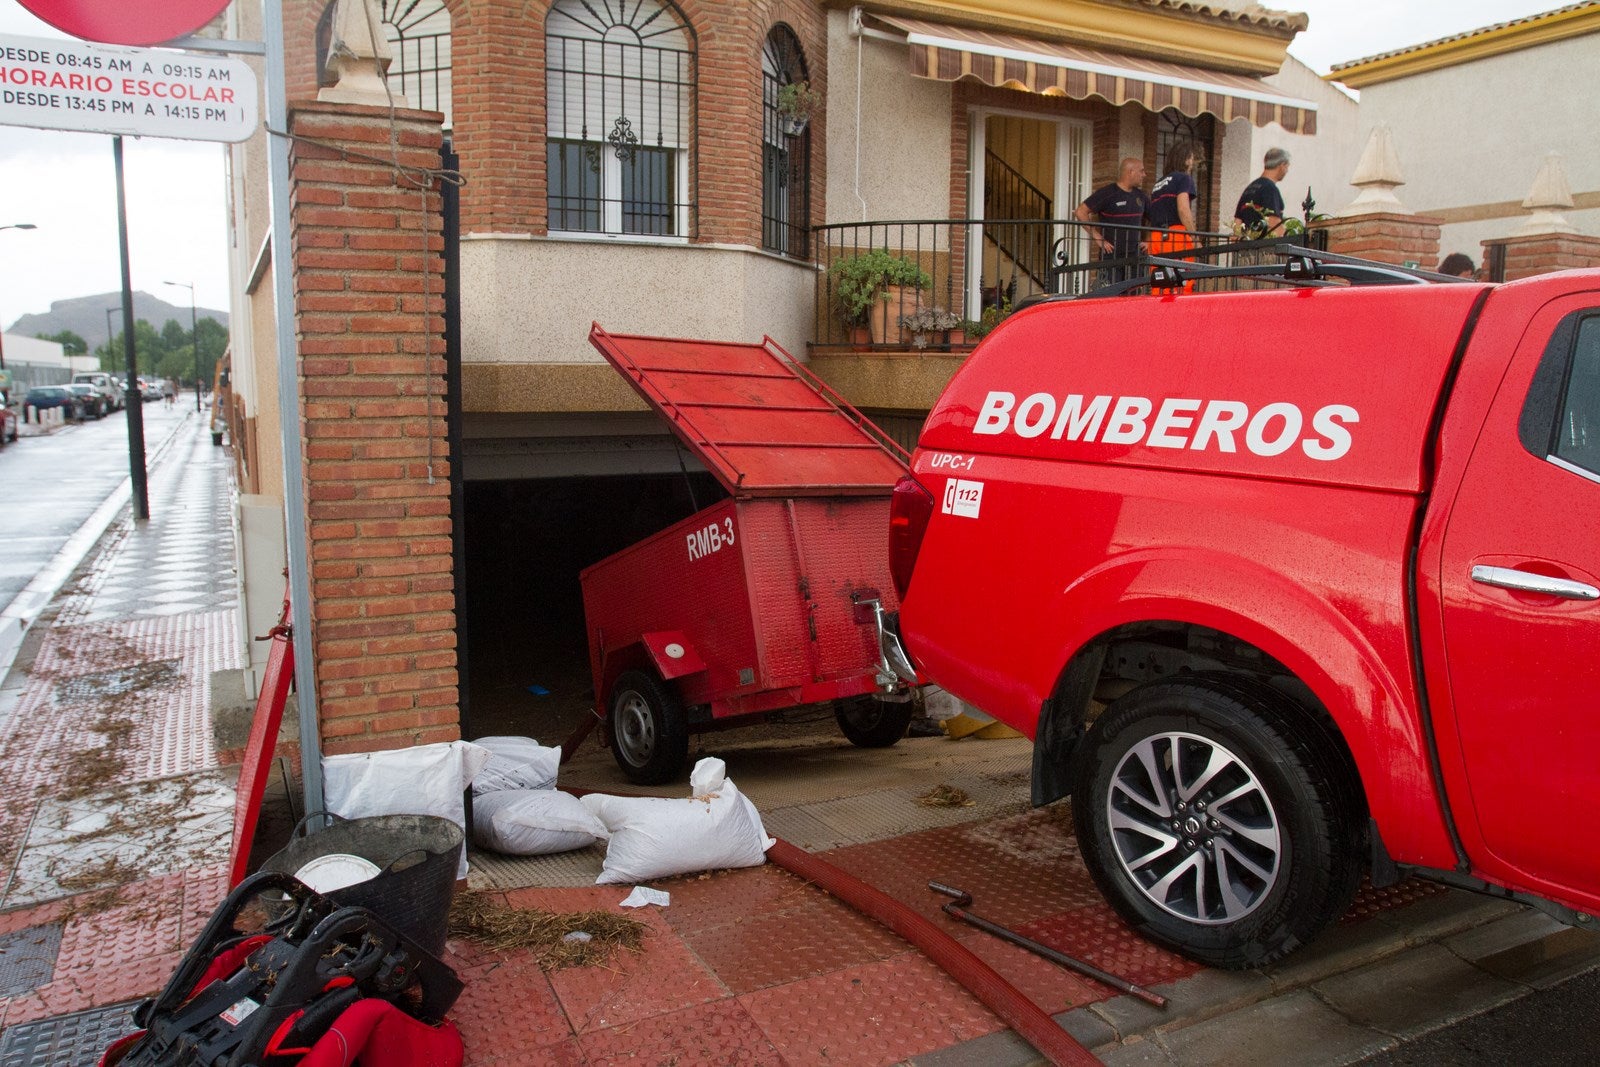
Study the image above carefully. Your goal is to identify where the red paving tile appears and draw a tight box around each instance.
[659,864,818,936]
[449,951,575,1063]
[740,950,1001,1066]
[822,816,1103,932]
[579,998,783,1066]
[545,908,728,1035]
[54,880,186,976]
[951,926,1108,1014]
[680,892,911,995]
[1019,906,1203,989]
[1343,877,1448,923]
[0,898,71,936]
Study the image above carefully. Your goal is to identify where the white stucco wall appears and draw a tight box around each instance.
[460,238,817,365]
[1348,32,1600,260]
[1259,57,1362,222]
[824,9,953,224]
[1217,57,1361,229]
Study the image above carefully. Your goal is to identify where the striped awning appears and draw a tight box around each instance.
[872,14,1317,135]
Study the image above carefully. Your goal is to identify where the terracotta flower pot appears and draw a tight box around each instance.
[869,285,920,345]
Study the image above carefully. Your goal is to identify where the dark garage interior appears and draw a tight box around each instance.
[460,471,725,743]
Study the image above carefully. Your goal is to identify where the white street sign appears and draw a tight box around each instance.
[0,33,257,143]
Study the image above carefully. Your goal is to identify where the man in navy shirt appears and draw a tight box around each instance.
[1233,147,1290,236]
[1075,157,1148,281]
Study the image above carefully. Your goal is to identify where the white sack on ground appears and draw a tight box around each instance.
[470,736,561,795]
[472,789,608,856]
[322,740,491,878]
[582,757,774,885]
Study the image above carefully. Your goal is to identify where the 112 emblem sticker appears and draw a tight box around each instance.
[942,478,983,518]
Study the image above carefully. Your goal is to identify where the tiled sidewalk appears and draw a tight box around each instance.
[0,415,241,1055]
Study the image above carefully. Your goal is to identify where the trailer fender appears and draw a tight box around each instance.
[640,631,708,681]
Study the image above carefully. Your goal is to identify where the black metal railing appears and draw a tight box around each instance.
[983,153,1053,287]
[811,218,1327,349]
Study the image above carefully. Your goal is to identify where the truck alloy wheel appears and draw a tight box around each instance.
[1072,675,1361,969]
[607,669,689,785]
[834,695,916,748]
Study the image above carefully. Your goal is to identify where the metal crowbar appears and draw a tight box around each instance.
[929,881,1168,1009]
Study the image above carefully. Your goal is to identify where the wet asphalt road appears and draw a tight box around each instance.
[0,401,190,612]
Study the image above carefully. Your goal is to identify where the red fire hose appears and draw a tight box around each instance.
[765,838,1100,1066]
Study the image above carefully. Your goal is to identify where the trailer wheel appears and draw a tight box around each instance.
[608,669,689,785]
[834,695,915,748]
[1071,674,1361,969]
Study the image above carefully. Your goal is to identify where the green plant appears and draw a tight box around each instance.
[828,249,932,325]
[777,80,821,122]
[898,307,960,333]
[968,300,1011,340]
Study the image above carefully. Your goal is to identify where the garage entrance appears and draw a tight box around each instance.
[460,469,724,743]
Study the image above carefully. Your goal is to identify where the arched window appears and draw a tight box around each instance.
[316,0,453,128]
[761,26,810,258]
[546,0,696,237]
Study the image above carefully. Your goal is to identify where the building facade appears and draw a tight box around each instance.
[1329,2,1600,267]
[224,0,1318,747]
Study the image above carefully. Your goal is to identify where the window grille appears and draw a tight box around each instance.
[546,0,696,237]
[1155,110,1216,230]
[315,0,453,128]
[761,25,811,258]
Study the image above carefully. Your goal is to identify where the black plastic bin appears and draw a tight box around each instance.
[260,811,463,955]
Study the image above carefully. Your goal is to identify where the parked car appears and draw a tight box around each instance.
[66,384,108,419]
[884,255,1600,969]
[0,401,16,446]
[72,372,123,411]
[25,385,84,420]
[140,378,164,402]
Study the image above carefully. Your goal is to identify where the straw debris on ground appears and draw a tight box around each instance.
[917,784,975,807]
[448,893,648,970]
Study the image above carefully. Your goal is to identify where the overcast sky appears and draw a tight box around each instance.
[0,0,1572,326]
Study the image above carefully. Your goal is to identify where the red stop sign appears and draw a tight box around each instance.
[16,0,233,47]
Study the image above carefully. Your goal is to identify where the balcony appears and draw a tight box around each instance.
[809,218,1325,354]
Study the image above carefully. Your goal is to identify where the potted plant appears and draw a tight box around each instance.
[899,307,960,350]
[776,80,821,137]
[966,300,1011,342]
[828,249,931,345]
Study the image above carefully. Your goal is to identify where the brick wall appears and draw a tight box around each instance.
[1313,212,1441,270]
[288,100,460,755]
[1482,232,1600,281]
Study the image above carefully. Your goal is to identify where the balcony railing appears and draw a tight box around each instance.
[811,218,1326,350]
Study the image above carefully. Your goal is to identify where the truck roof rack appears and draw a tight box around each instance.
[1018,245,1476,309]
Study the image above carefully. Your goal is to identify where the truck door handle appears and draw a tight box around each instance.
[1470,565,1600,601]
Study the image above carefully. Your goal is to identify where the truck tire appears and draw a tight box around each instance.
[834,695,915,748]
[608,669,689,785]
[1071,674,1361,969]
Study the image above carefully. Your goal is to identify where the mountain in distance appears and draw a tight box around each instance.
[7,291,229,352]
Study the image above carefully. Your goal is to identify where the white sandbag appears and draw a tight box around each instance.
[472,789,608,856]
[470,736,561,795]
[582,758,774,885]
[322,740,491,878]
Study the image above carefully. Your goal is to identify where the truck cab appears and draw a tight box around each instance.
[887,252,1600,966]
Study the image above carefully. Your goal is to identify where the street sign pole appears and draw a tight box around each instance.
[264,0,324,815]
[112,135,149,522]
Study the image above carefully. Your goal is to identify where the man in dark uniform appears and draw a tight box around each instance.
[1075,157,1148,283]
[1234,147,1290,236]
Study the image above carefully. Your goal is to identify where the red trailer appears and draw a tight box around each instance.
[581,326,915,783]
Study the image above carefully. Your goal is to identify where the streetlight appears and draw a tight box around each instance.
[162,280,201,412]
[0,223,37,371]
[105,307,122,370]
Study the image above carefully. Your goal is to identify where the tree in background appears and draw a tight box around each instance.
[95,316,224,387]
[35,329,88,356]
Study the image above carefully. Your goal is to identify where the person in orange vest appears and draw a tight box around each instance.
[1148,139,1200,263]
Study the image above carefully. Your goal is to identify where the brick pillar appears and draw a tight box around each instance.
[1312,212,1442,269]
[288,100,459,755]
[1481,232,1600,281]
